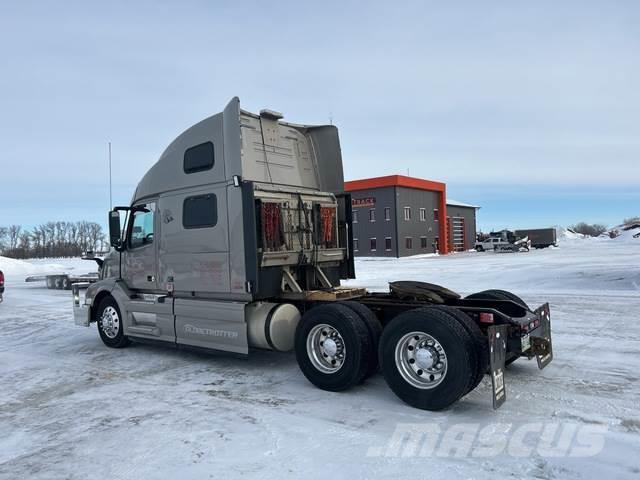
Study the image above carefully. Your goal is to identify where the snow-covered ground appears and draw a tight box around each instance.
[0,256,94,283]
[1,239,639,479]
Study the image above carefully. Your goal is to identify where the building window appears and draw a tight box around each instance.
[369,208,376,222]
[405,237,413,249]
[353,210,358,223]
[434,209,439,222]
[353,238,359,252]
[370,238,377,252]
[183,194,217,229]
[420,236,428,248]
[420,208,426,221]
[385,237,392,251]
[404,207,411,221]
[384,207,391,221]
[184,142,214,174]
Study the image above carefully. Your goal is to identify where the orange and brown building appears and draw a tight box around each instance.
[344,175,479,257]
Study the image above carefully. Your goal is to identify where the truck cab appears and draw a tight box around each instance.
[76,97,354,354]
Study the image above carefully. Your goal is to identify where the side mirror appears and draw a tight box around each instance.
[109,210,122,250]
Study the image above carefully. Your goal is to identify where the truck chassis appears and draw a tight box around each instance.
[75,279,552,411]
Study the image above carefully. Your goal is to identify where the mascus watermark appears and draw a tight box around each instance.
[366,422,607,458]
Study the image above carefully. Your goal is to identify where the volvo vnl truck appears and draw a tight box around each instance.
[73,98,553,411]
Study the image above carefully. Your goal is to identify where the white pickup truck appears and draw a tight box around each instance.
[476,236,530,253]
[475,237,510,252]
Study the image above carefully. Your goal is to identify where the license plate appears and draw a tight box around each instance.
[493,370,504,394]
[521,334,531,352]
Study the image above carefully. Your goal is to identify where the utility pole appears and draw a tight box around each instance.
[108,142,112,209]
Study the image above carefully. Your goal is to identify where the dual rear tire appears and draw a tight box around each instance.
[378,306,487,410]
[465,289,529,366]
[295,302,489,410]
[295,303,374,392]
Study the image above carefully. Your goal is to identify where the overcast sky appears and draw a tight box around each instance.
[0,0,638,230]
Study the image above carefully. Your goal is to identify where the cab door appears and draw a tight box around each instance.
[121,200,176,343]
[123,201,158,291]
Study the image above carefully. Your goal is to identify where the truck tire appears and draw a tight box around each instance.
[339,301,382,379]
[378,307,475,411]
[62,276,71,290]
[476,245,484,252]
[426,306,489,394]
[96,296,130,348]
[465,289,529,366]
[55,276,64,290]
[295,303,371,392]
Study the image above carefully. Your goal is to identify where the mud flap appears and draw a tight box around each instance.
[488,324,509,409]
[532,303,553,369]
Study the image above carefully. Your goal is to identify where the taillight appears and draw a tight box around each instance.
[479,312,494,324]
[520,319,540,333]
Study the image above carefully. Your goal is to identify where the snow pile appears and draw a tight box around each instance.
[556,226,591,242]
[609,223,640,243]
[0,256,67,282]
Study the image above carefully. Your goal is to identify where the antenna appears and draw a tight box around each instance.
[108,142,112,209]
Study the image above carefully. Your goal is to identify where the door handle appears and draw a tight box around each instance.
[147,275,155,282]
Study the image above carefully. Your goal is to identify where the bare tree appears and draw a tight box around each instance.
[87,222,104,252]
[571,222,608,237]
[8,225,21,250]
[1,221,108,258]
[18,231,31,258]
[0,227,7,252]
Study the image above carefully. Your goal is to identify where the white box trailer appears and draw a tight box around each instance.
[73,98,553,411]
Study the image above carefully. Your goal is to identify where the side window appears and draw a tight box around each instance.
[129,203,155,249]
[183,194,218,229]
[184,142,214,174]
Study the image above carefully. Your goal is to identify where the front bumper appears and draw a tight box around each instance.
[72,282,92,327]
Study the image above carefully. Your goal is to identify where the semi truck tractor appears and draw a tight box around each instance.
[73,98,553,410]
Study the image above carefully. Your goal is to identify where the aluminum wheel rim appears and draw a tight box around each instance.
[395,331,447,389]
[100,306,120,339]
[306,324,346,373]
